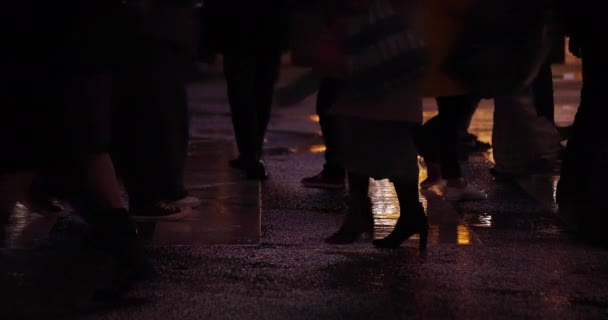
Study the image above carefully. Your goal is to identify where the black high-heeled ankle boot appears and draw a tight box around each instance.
[325,197,373,244]
[373,203,428,250]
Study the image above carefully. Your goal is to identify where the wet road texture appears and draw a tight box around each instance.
[1,61,608,320]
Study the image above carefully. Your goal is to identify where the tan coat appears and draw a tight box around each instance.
[420,0,475,97]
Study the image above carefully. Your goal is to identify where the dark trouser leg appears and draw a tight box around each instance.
[156,53,189,201]
[112,109,152,208]
[417,116,441,164]
[437,96,481,179]
[532,61,556,123]
[223,51,263,160]
[557,32,608,245]
[53,72,126,211]
[557,39,607,206]
[252,50,282,155]
[347,172,370,215]
[427,96,479,180]
[317,78,345,176]
[456,97,481,138]
[113,47,189,207]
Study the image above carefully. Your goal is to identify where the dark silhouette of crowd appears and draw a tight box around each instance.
[1,0,604,300]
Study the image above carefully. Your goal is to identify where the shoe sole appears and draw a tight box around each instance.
[131,208,193,222]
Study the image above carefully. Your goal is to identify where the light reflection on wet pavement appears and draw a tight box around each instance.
[368,177,479,245]
[2,63,577,249]
[4,62,608,320]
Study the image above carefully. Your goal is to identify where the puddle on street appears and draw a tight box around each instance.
[289,144,326,154]
[369,176,476,245]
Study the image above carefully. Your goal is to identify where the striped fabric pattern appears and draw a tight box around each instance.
[343,0,427,98]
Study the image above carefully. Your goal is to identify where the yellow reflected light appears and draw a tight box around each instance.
[457,225,472,245]
[288,144,327,154]
[308,144,327,153]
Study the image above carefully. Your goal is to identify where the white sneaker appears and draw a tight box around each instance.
[445,186,488,201]
[171,196,202,208]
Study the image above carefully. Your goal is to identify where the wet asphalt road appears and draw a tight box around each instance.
[2,62,608,320]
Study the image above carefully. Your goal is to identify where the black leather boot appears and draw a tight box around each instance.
[325,196,374,244]
[373,203,428,250]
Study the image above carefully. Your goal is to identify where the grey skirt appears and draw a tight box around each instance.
[332,115,420,181]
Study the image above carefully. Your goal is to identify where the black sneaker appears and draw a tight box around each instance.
[131,202,192,221]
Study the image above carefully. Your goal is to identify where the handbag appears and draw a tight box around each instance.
[313,0,427,97]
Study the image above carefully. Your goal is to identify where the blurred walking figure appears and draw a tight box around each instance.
[300,79,347,189]
[417,95,488,201]
[435,0,562,180]
[556,0,608,246]
[113,0,201,221]
[491,87,563,179]
[318,0,429,249]
[290,3,348,189]
[206,0,289,180]
[1,0,147,296]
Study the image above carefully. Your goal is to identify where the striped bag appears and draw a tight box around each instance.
[343,0,427,98]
